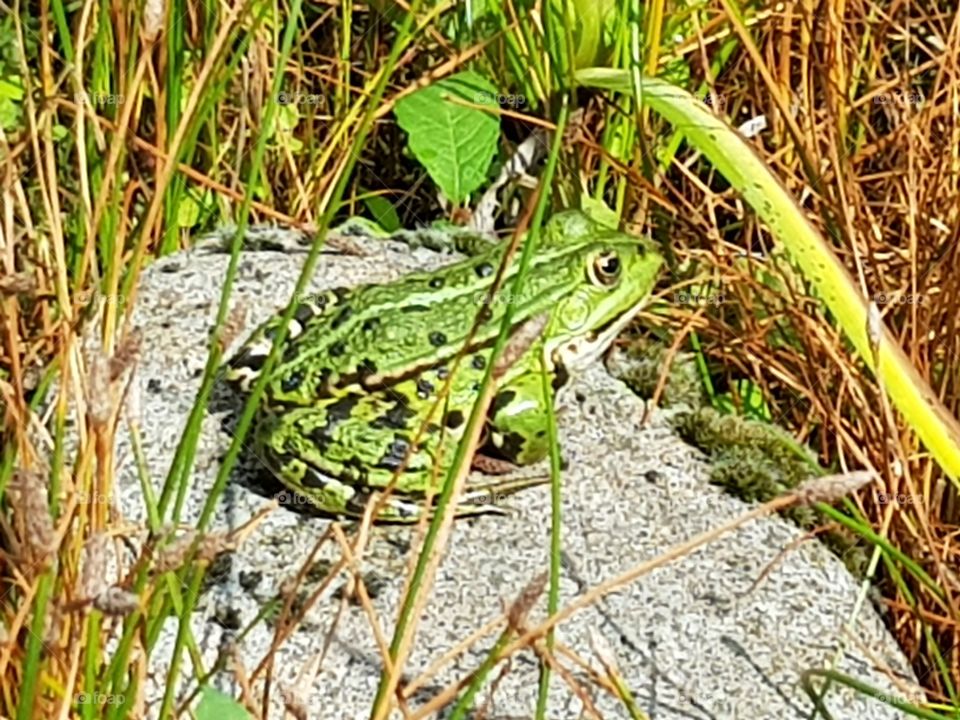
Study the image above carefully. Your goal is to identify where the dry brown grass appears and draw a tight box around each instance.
[650,0,960,701]
[2,0,960,716]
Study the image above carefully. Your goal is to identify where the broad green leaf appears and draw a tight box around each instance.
[394,70,499,204]
[196,687,252,720]
[576,69,960,482]
[362,194,402,232]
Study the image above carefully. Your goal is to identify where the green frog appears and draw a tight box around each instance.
[225,211,662,521]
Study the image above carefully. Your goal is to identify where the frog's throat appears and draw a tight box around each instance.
[549,293,652,373]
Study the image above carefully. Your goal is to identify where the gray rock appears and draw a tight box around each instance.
[116,230,917,719]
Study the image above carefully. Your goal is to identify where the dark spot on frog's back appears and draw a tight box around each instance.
[328,340,346,357]
[496,432,527,463]
[444,409,465,429]
[475,262,494,278]
[362,317,379,332]
[232,349,265,373]
[376,435,412,471]
[342,457,369,484]
[492,390,516,414]
[302,464,332,488]
[357,358,378,379]
[471,354,486,370]
[429,331,446,347]
[294,303,316,324]
[402,304,430,314]
[331,306,353,329]
[315,367,333,397]
[552,363,570,390]
[326,392,363,423]
[416,378,434,399]
[280,370,304,392]
[371,398,417,430]
[429,276,444,289]
[308,426,331,455]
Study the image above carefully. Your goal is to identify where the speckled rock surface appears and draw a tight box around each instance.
[116,230,918,719]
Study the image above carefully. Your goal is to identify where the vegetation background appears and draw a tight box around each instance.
[1,0,959,717]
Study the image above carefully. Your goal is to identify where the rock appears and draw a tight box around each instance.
[114,230,916,719]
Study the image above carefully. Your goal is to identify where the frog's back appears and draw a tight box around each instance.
[226,210,659,411]
[231,242,590,407]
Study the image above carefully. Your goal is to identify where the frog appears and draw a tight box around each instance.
[224,210,662,521]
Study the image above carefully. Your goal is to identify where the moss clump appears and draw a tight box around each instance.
[606,339,706,409]
[609,340,871,577]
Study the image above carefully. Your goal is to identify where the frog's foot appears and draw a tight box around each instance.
[458,472,549,516]
[363,474,547,522]
[340,487,513,523]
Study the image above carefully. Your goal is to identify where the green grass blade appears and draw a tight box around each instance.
[802,669,951,719]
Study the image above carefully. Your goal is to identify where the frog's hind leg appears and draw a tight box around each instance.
[459,472,549,515]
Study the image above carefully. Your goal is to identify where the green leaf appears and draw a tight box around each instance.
[394,70,499,204]
[362,194,402,232]
[196,687,252,720]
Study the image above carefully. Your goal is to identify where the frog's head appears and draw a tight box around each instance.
[540,210,663,372]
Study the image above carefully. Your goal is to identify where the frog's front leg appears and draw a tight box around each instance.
[485,371,553,466]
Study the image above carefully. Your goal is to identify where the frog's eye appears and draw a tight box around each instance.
[590,251,622,286]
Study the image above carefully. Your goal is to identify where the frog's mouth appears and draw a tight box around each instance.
[551,293,652,373]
